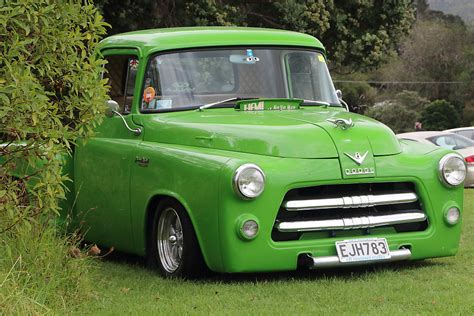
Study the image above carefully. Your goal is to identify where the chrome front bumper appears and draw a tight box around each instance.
[302,248,412,269]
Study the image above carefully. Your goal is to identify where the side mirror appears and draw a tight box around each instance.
[105,100,119,118]
[104,100,142,136]
[335,89,349,112]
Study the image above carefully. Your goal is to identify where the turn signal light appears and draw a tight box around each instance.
[465,155,474,165]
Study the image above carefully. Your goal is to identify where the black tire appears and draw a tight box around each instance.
[147,198,208,278]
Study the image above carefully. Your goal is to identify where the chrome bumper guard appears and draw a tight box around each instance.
[284,192,418,211]
[305,248,412,269]
[276,211,426,232]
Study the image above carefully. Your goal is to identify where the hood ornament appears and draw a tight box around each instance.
[326,118,354,130]
[345,151,368,165]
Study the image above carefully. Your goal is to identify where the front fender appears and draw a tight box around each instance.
[129,142,231,271]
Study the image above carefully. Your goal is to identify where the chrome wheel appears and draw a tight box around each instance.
[157,207,184,273]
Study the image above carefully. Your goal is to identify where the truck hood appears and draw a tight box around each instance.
[140,108,401,159]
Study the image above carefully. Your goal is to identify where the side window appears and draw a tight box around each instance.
[285,51,338,104]
[430,136,455,150]
[103,55,139,114]
[458,130,473,140]
[286,52,316,100]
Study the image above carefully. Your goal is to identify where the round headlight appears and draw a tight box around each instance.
[439,154,467,187]
[233,163,265,199]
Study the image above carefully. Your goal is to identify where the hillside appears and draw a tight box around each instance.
[428,0,474,24]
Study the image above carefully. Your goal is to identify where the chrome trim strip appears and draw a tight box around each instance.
[276,211,426,232]
[307,248,412,269]
[284,192,418,211]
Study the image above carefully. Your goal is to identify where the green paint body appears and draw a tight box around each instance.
[57,28,462,272]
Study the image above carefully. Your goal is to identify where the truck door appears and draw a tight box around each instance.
[74,49,142,252]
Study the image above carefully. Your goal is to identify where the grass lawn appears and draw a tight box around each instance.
[76,191,474,315]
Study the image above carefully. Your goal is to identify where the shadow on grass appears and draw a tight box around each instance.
[213,260,445,283]
[97,249,450,284]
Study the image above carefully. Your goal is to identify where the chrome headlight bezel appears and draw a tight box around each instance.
[233,163,265,199]
[438,153,467,187]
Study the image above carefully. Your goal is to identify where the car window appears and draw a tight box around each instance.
[428,134,474,150]
[104,55,138,114]
[400,138,419,142]
[140,47,340,111]
[457,130,474,140]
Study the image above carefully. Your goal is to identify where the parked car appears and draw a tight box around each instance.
[397,131,473,187]
[445,127,474,141]
[3,27,466,278]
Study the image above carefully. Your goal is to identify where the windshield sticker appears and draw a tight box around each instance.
[143,86,156,103]
[237,99,301,111]
[156,99,172,109]
[229,50,260,64]
[318,55,325,63]
[245,49,260,63]
[129,58,139,70]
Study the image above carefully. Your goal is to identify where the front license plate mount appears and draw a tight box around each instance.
[335,238,391,263]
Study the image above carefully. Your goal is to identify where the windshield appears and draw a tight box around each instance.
[428,133,474,150]
[141,47,340,111]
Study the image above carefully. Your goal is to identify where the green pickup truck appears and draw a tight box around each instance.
[59,27,465,277]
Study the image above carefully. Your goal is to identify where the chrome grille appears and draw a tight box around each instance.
[272,182,428,241]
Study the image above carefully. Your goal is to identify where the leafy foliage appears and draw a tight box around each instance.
[365,90,429,133]
[377,19,473,120]
[333,73,377,113]
[323,0,415,72]
[0,0,108,233]
[420,99,461,131]
[96,0,415,72]
[365,102,419,134]
[0,0,108,312]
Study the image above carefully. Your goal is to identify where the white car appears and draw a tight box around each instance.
[445,127,474,141]
[397,131,474,187]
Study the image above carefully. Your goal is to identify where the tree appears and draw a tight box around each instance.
[377,17,474,118]
[420,99,461,130]
[364,90,428,133]
[334,73,377,113]
[0,1,108,311]
[1,0,108,232]
[95,0,416,72]
[393,90,429,113]
[365,101,419,134]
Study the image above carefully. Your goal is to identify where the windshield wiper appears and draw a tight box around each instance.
[300,100,331,107]
[198,98,335,111]
[198,97,256,111]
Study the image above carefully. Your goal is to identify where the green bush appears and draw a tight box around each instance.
[365,101,419,134]
[0,0,108,312]
[393,90,430,113]
[420,99,461,130]
[334,74,377,113]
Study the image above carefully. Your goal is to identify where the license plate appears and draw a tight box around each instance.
[335,238,391,263]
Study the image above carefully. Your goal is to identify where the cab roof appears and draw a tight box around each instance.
[99,27,325,57]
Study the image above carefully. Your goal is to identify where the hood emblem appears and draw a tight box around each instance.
[345,151,368,165]
[326,118,354,130]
